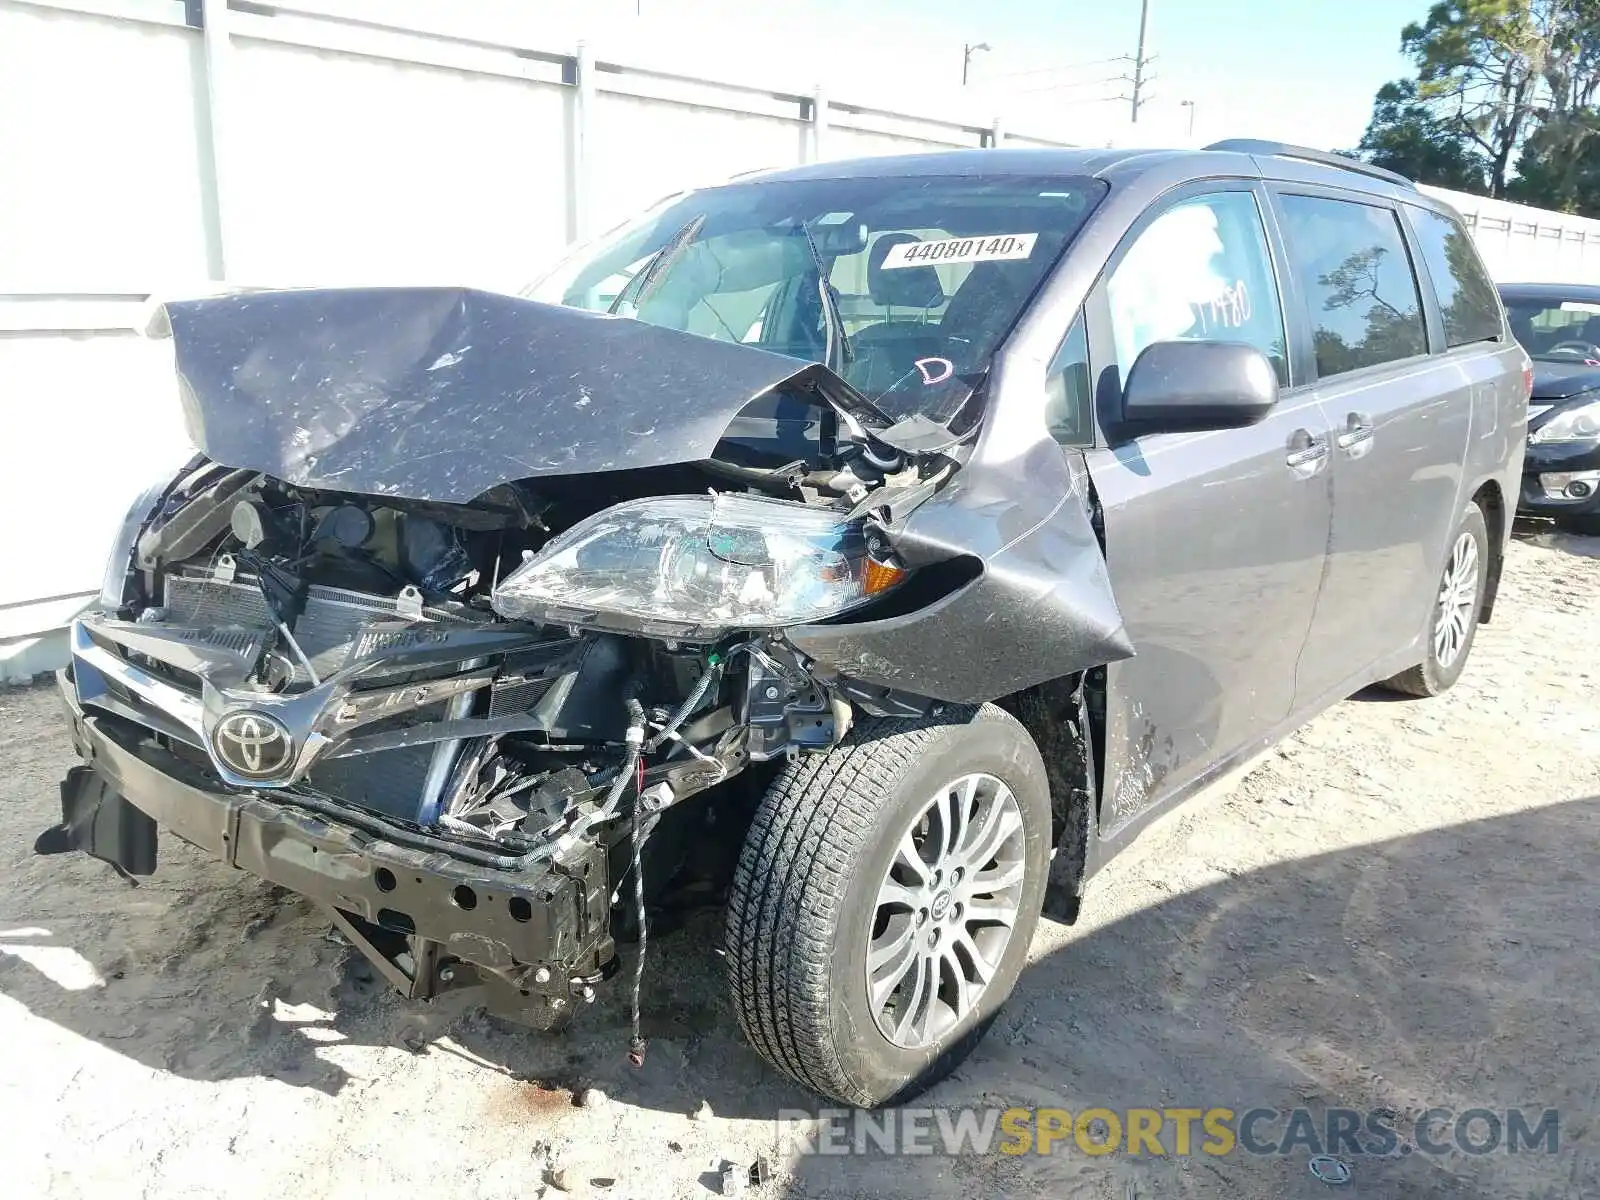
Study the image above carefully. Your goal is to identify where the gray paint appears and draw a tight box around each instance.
[149,145,1528,860]
[157,287,845,503]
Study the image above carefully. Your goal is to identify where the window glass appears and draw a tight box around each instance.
[1106,191,1287,384]
[525,175,1107,421]
[1278,195,1428,377]
[1502,293,1600,363]
[1408,207,1502,347]
[1045,315,1093,445]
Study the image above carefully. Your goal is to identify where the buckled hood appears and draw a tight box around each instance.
[153,287,843,503]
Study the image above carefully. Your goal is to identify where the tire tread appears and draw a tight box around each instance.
[724,704,1021,1105]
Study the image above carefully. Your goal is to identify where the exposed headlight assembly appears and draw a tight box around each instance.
[1531,399,1600,443]
[492,494,904,639]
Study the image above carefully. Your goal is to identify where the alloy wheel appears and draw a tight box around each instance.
[865,772,1027,1049]
[1433,530,1480,668]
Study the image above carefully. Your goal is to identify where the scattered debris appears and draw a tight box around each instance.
[716,1160,744,1196]
[747,1158,771,1187]
[691,1100,714,1122]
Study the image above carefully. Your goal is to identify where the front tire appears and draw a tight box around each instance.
[725,705,1051,1107]
[1382,502,1489,697]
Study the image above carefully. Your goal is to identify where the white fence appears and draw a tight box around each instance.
[2,0,1598,678]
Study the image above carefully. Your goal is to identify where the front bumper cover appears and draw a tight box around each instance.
[47,672,614,998]
[1520,437,1600,517]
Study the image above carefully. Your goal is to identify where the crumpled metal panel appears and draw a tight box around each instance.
[157,287,826,503]
[788,438,1132,703]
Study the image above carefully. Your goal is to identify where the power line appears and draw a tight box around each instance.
[1009,73,1128,96]
[983,55,1126,80]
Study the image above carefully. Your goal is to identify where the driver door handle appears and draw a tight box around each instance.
[1285,429,1329,472]
[1336,411,1376,455]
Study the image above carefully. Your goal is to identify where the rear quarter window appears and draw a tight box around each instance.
[1278,194,1428,379]
[1407,206,1503,347]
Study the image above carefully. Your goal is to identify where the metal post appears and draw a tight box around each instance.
[198,0,232,280]
[810,85,829,163]
[990,116,1005,149]
[571,42,596,244]
[1130,0,1151,124]
[962,42,990,87]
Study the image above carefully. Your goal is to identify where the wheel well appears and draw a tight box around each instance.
[996,673,1099,923]
[1470,479,1506,624]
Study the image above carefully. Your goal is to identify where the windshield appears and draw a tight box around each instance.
[1503,294,1600,364]
[526,174,1107,420]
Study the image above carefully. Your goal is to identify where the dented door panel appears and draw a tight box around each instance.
[1084,395,1335,831]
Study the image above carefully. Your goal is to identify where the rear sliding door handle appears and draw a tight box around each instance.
[1336,412,1376,455]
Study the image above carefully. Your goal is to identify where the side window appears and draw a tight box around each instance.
[1106,191,1288,384]
[1407,206,1503,347]
[1277,195,1428,378]
[1045,314,1093,445]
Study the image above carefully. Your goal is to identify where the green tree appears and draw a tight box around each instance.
[1402,0,1568,197]
[1353,79,1490,191]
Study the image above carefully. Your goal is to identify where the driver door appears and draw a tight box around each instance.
[1073,182,1335,831]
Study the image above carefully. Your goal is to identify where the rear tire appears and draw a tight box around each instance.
[1382,502,1489,698]
[724,705,1051,1107]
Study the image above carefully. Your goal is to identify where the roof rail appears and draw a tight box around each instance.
[1203,139,1415,190]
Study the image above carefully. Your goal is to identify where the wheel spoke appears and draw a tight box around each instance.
[939,777,976,868]
[875,878,924,911]
[892,831,934,888]
[971,857,1026,894]
[961,801,1022,875]
[891,951,935,1043]
[960,898,1017,927]
[868,926,920,1008]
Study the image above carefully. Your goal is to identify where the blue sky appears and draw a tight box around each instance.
[534,0,1418,150]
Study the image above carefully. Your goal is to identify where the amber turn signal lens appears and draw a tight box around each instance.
[862,558,905,595]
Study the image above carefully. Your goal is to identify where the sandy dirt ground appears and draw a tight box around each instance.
[2,527,1598,1200]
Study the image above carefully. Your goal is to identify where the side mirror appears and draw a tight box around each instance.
[1120,340,1278,433]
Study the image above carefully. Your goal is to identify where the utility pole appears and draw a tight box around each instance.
[1129,0,1152,123]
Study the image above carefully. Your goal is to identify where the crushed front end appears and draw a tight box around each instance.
[43,451,915,1024]
[39,286,1132,1048]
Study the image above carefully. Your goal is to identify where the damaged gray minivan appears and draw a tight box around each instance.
[38,141,1527,1106]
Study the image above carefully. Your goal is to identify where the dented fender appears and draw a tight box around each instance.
[789,441,1132,703]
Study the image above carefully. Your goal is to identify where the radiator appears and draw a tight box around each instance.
[162,567,463,824]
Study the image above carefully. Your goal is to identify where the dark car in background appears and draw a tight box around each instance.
[1501,282,1600,534]
[38,140,1526,1107]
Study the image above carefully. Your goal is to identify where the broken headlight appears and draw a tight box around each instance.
[491,494,903,638]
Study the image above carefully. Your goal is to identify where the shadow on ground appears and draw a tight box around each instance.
[1513,517,1600,559]
[5,775,1597,1198]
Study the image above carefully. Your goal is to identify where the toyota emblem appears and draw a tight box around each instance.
[212,710,294,779]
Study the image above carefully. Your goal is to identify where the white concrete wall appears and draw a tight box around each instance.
[1421,185,1600,283]
[0,0,1019,677]
[2,0,1597,679]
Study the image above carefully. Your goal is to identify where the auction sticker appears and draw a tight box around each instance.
[880,233,1037,268]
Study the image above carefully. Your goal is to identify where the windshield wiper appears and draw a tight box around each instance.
[794,220,855,374]
[608,214,706,317]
